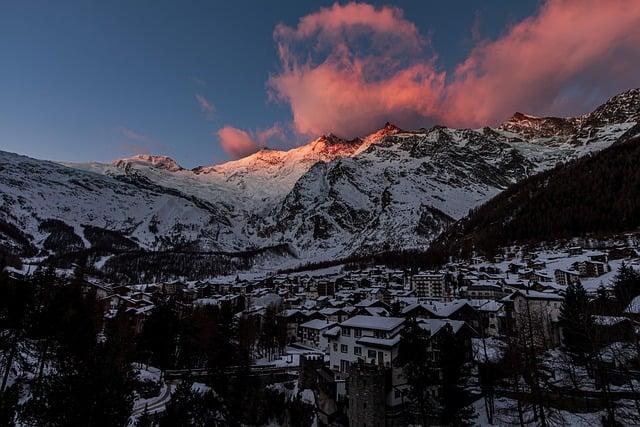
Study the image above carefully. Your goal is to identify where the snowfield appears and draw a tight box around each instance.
[1,89,638,272]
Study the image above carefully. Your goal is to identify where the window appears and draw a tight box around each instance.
[373,330,386,339]
[341,327,351,336]
[341,344,348,353]
[354,328,362,338]
[354,346,362,356]
[368,349,376,359]
[333,343,338,351]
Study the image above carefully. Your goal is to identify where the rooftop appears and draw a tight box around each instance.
[340,315,405,331]
[300,319,337,330]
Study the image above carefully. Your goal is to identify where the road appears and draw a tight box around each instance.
[129,381,177,422]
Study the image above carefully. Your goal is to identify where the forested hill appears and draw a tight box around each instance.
[430,123,640,257]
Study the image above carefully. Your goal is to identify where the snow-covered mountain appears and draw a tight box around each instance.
[1,88,638,271]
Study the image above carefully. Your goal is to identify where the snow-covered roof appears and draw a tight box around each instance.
[300,319,337,330]
[504,290,563,301]
[403,300,473,318]
[340,315,404,331]
[357,335,401,348]
[364,307,389,317]
[322,325,341,338]
[477,300,504,312]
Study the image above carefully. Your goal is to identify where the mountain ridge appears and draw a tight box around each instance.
[1,88,638,275]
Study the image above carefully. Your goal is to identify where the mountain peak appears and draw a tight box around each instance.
[383,122,402,132]
[498,112,581,139]
[113,154,183,172]
[581,88,640,129]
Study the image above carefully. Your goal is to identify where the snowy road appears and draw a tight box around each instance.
[129,381,177,421]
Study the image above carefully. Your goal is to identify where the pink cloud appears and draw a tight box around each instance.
[195,93,216,117]
[217,124,285,159]
[269,1,640,137]
[269,2,444,138]
[444,0,640,127]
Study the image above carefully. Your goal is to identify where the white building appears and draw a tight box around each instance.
[327,315,405,375]
[298,319,337,352]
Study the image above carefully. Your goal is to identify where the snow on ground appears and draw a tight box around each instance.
[473,396,610,426]
[254,345,324,368]
[472,337,506,364]
[133,363,162,382]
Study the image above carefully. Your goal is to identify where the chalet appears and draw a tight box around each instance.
[502,290,564,346]
[573,260,608,278]
[554,269,581,287]
[328,315,405,374]
[568,246,584,256]
[462,280,508,299]
[401,301,481,333]
[476,300,506,337]
[299,319,338,352]
[319,307,351,324]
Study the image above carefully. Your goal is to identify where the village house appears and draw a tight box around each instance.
[502,290,564,346]
[298,319,338,352]
[554,268,581,287]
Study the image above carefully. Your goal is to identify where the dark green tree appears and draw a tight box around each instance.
[612,263,640,310]
[397,318,436,424]
[559,281,592,355]
[160,381,224,426]
[438,326,476,425]
[137,300,179,370]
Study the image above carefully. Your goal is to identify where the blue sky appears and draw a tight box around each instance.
[0,1,546,167]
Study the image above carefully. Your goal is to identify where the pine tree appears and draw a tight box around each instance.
[91,308,136,425]
[612,263,640,310]
[137,301,179,370]
[20,277,134,426]
[160,381,199,427]
[397,318,436,424]
[559,281,592,356]
[438,326,476,425]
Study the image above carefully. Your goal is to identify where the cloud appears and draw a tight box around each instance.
[268,0,640,137]
[269,2,444,138]
[191,76,207,86]
[195,93,216,119]
[443,0,640,127]
[216,124,285,159]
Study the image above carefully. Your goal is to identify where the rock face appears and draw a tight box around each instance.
[498,112,582,139]
[113,154,184,172]
[1,89,638,270]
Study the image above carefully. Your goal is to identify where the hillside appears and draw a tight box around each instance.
[431,123,640,257]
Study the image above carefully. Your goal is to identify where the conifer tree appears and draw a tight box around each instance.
[559,281,592,356]
[397,318,436,424]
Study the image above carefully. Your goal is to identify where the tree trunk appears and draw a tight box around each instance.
[1,335,18,392]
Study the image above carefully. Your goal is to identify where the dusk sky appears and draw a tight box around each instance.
[2,0,640,167]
